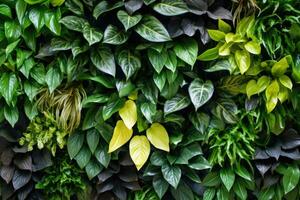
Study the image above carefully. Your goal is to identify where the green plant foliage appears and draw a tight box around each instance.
[0,0,300,199]
[35,152,87,200]
[19,111,68,155]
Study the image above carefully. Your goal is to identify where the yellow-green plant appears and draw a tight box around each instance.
[198,16,261,74]
[19,111,68,155]
[108,98,170,170]
[246,56,293,112]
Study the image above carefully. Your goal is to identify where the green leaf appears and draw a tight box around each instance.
[103,25,129,45]
[233,179,247,200]
[44,10,61,35]
[24,99,38,120]
[6,39,20,56]
[258,187,275,200]
[82,24,103,46]
[202,172,221,187]
[141,102,156,123]
[188,79,214,110]
[82,94,109,107]
[0,73,18,106]
[217,187,230,200]
[283,164,300,194]
[218,19,231,33]
[189,112,210,134]
[45,67,62,93]
[174,38,198,66]
[161,163,181,188]
[207,30,225,41]
[271,57,289,76]
[67,132,84,159]
[93,1,124,19]
[153,0,188,16]
[4,105,18,127]
[91,46,116,77]
[148,49,167,73]
[244,41,261,55]
[85,160,103,180]
[203,188,216,200]
[198,47,219,61]
[236,164,252,181]
[24,80,40,102]
[59,15,86,32]
[188,156,211,170]
[170,181,194,200]
[29,8,44,31]
[117,10,142,31]
[95,143,111,168]
[164,94,191,115]
[235,50,251,74]
[75,145,92,169]
[153,71,167,91]
[86,129,100,154]
[4,21,21,41]
[153,176,169,199]
[220,168,235,191]
[135,15,171,42]
[0,4,12,18]
[117,49,141,80]
[279,75,293,90]
[102,97,125,121]
[265,80,279,113]
[165,50,177,72]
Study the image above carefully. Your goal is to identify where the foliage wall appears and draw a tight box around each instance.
[0,0,300,199]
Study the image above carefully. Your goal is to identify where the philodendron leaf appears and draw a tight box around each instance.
[117,49,141,80]
[220,168,235,191]
[4,105,18,127]
[0,73,19,106]
[153,0,188,16]
[67,132,84,159]
[271,57,289,77]
[45,67,62,93]
[164,94,191,115]
[244,41,261,55]
[74,145,92,169]
[174,38,198,66]
[235,50,250,74]
[59,15,87,32]
[82,24,103,46]
[153,176,169,199]
[282,164,300,194]
[146,123,170,152]
[129,135,150,170]
[188,79,214,110]
[91,46,116,77]
[118,100,137,129]
[161,163,181,188]
[108,120,133,153]
[117,10,142,31]
[135,15,171,42]
[103,25,129,45]
[0,4,12,18]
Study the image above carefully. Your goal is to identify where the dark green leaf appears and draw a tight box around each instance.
[74,145,92,169]
[103,25,129,45]
[164,94,191,115]
[87,129,100,154]
[117,49,141,80]
[174,38,198,66]
[189,79,214,110]
[161,163,181,188]
[91,46,116,77]
[67,132,85,159]
[117,10,142,31]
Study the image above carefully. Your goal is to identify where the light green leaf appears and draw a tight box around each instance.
[0,4,12,18]
[207,29,225,41]
[271,57,289,76]
[218,19,231,33]
[134,15,171,42]
[244,40,261,55]
[279,75,293,90]
[198,46,219,61]
[235,50,250,74]
[29,8,44,31]
[283,164,300,194]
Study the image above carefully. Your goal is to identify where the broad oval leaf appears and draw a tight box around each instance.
[174,38,198,66]
[161,163,181,188]
[59,15,86,32]
[117,49,141,80]
[108,120,133,153]
[67,132,84,159]
[103,25,129,45]
[117,10,142,31]
[188,79,214,110]
[91,46,116,77]
[235,50,250,74]
[118,100,137,129]
[153,0,188,16]
[220,168,235,191]
[244,40,261,55]
[146,123,170,152]
[134,15,171,42]
[129,135,150,170]
[164,94,191,115]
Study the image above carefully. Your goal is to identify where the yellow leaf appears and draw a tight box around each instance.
[129,135,150,170]
[108,120,133,153]
[119,100,137,129]
[146,123,170,152]
[128,90,138,100]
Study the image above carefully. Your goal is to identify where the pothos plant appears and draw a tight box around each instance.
[108,98,170,170]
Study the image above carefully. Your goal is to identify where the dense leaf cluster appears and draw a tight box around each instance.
[0,0,300,200]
